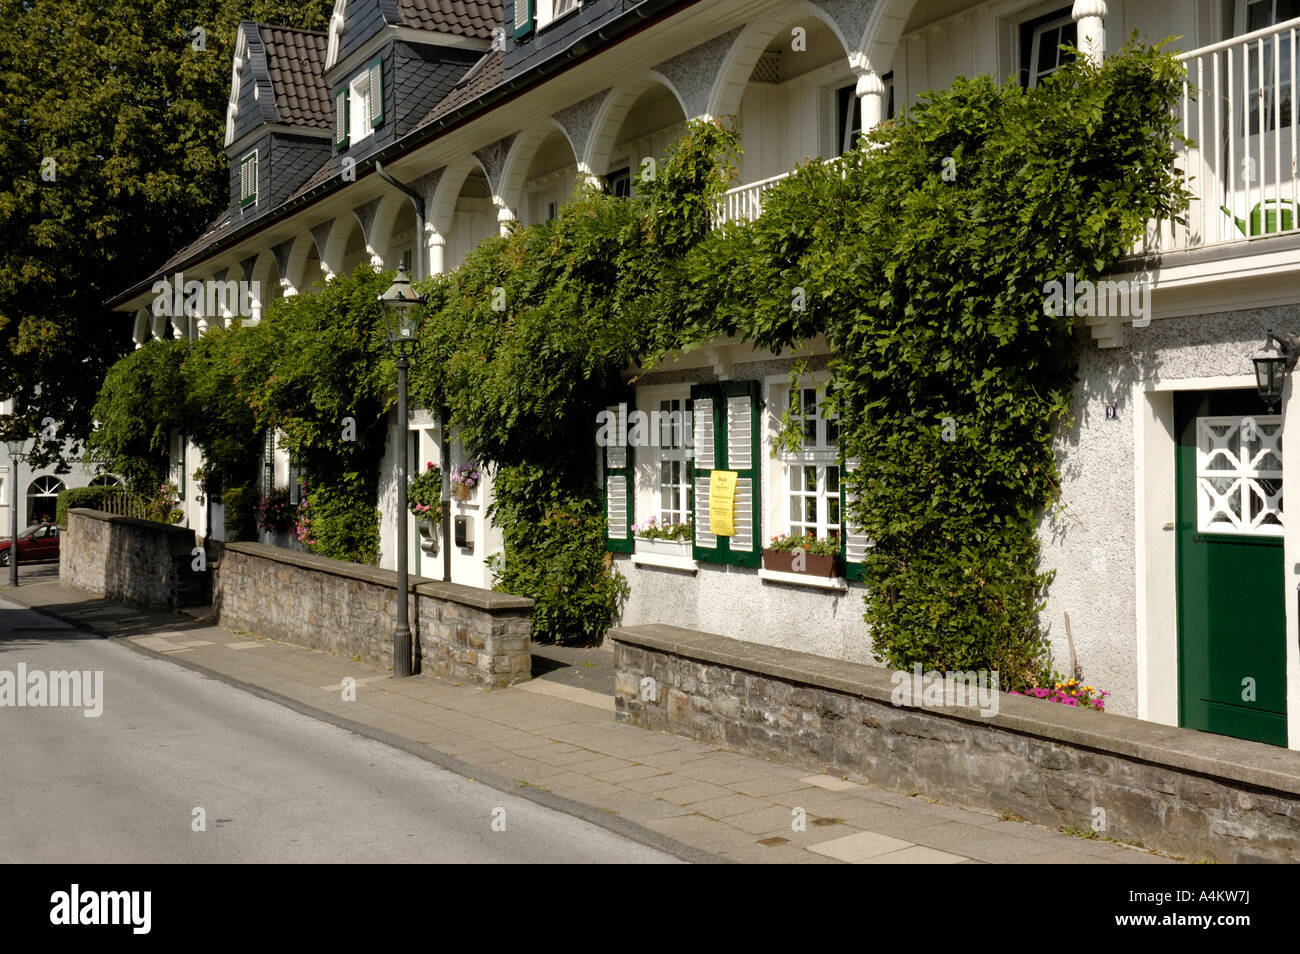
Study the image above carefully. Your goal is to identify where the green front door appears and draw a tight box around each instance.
[1175,390,1287,746]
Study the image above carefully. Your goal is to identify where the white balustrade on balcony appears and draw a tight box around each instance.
[1140,16,1300,255]
[718,23,1300,258]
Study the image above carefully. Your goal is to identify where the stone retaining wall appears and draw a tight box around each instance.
[60,509,209,610]
[214,542,532,686]
[612,624,1300,863]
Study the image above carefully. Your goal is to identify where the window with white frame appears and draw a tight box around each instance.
[780,384,841,540]
[656,398,690,526]
[1239,0,1300,133]
[349,71,374,145]
[1020,8,1077,88]
[536,0,579,30]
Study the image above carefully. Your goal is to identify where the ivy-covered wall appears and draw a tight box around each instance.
[94,43,1189,672]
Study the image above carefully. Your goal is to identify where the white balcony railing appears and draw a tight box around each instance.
[712,170,793,227]
[1140,17,1300,255]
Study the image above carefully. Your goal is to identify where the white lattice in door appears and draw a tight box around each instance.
[1195,415,1283,536]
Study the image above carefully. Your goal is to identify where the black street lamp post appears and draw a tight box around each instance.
[378,269,426,678]
[4,437,23,587]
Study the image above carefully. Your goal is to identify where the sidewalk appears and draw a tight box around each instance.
[2,576,1179,864]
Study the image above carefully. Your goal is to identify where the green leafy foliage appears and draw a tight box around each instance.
[411,120,739,644]
[86,338,188,490]
[0,0,334,463]
[677,42,1189,684]
[91,267,392,562]
[222,486,258,542]
[55,485,125,527]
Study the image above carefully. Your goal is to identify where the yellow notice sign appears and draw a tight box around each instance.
[708,470,738,537]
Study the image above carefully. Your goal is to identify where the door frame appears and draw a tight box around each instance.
[1137,372,1300,749]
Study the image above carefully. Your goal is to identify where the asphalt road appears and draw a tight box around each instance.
[0,596,678,864]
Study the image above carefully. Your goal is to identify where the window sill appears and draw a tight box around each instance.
[630,551,698,573]
[758,568,848,591]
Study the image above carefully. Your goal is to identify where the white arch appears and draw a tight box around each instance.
[316,214,359,281]
[281,231,318,295]
[584,75,689,183]
[429,154,493,237]
[368,192,413,270]
[707,2,853,122]
[858,0,920,78]
[498,120,580,220]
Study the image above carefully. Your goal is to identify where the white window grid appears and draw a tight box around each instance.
[656,398,689,525]
[1027,12,1077,88]
[778,384,841,539]
[349,71,373,144]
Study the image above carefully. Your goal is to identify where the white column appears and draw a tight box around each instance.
[497,203,515,237]
[857,70,886,133]
[1072,0,1107,65]
[426,229,446,277]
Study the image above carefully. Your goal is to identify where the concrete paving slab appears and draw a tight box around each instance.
[808,830,916,862]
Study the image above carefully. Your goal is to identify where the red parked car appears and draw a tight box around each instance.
[0,523,60,566]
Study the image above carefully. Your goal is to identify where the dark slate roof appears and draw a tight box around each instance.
[259,26,330,128]
[287,154,342,203]
[153,209,234,277]
[392,0,501,39]
[419,49,504,125]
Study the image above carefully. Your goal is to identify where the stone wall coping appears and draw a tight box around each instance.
[221,541,533,612]
[67,508,195,537]
[609,624,1300,798]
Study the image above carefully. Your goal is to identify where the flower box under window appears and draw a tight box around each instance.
[761,548,840,578]
[636,537,691,558]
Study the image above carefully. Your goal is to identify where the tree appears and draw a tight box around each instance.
[0,0,332,466]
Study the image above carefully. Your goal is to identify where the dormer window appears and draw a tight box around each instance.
[536,0,579,31]
[239,151,258,208]
[335,57,384,152]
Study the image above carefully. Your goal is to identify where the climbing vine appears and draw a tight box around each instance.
[90,43,1188,665]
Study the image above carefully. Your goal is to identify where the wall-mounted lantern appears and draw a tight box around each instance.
[1253,330,1300,410]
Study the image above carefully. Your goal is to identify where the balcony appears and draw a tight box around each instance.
[718,20,1300,259]
[1136,18,1300,256]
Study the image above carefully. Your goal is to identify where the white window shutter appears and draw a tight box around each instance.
[693,397,714,469]
[843,458,871,572]
[368,59,384,127]
[694,474,715,549]
[606,475,628,538]
[726,395,753,470]
[334,88,348,148]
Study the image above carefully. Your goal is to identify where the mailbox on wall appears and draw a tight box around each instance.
[454,515,472,550]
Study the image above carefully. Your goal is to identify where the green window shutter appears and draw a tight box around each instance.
[603,402,633,553]
[691,382,761,566]
[513,0,533,38]
[722,380,762,568]
[239,152,257,207]
[334,87,349,150]
[841,457,869,581]
[367,57,384,128]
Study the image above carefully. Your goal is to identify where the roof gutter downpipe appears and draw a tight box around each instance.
[373,160,426,280]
